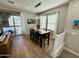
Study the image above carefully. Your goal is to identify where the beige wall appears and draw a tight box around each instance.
[39,4,68,34]
[20,11,36,34]
[65,0,79,53]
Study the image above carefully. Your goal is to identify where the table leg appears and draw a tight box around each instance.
[48,33,50,45]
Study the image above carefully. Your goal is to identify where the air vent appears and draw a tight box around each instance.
[8,0,14,4]
[34,2,41,8]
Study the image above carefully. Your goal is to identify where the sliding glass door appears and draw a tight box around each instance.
[8,16,15,35]
[0,11,21,35]
[8,16,22,35]
[14,16,22,35]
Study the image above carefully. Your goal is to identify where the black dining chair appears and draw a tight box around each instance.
[33,30,40,44]
[30,28,34,41]
[30,28,40,44]
[39,32,50,48]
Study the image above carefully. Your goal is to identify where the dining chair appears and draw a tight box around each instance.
[33,30,40,44]
[30,28,34,41]
[39,32,50,48]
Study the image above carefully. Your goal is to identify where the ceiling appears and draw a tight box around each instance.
[0,0,69,13]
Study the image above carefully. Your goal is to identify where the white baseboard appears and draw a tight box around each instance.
[64,47,79,57]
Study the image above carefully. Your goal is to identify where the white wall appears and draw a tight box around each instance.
[51,32,65,57]
[20,11,36,34]
[39,4,68,34]
[65,0,79,54]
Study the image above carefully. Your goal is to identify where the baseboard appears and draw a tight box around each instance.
[64,47,79,57]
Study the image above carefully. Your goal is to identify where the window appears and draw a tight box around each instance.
[8,16,21,26]
[8,16,14,26]
[14,16,21,26]
[40,13,58,32]
[40,16,46,29]
[40,13,58,39]
[47,13,58,31]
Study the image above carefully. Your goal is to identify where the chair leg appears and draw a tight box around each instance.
[40,38,42,48]
[48,39,49,46]
[43,39,45,48]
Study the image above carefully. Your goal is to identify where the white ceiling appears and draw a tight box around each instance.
[0,0,69,13]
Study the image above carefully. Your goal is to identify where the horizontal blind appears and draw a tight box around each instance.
[40,16,46,29]
[47,13,58,31]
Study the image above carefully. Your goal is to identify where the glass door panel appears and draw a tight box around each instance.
[2,15,22,35]
[2,15,15,35]
[14,16,22,35]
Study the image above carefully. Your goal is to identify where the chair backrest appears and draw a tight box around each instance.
[30,28,34,34]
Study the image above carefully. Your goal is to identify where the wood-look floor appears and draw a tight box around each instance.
[9,35,54,58]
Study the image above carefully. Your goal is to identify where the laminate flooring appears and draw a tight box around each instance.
[9,35,54,58]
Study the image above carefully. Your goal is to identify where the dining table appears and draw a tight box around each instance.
[31,28,50,48]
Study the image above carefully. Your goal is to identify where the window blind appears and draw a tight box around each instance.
[47,13,58,31]
[40,16,46,29]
